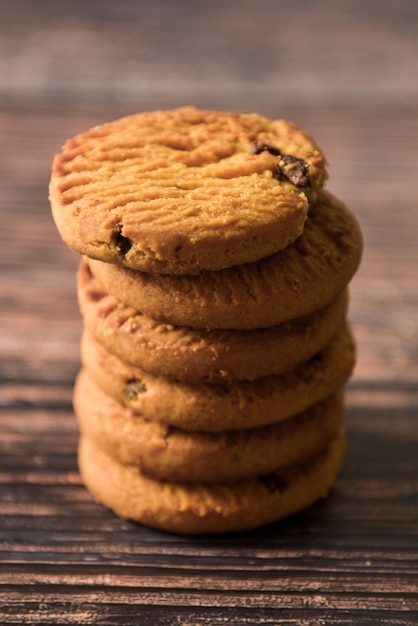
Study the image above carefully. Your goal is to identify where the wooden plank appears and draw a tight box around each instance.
[0,96,417,623]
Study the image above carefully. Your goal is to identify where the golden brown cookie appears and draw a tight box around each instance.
[80,324,355,432]
[49,106,328,275]
[77,259,349,383]
[78,431,345,534]
[73,367,344,484]
[86,190,362,330]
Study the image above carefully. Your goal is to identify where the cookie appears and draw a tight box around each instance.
[77,259,349,383]
[78,431,345,534]
[86,190,362,330]
[49,106,328,275]
[74,367,343,484]
[80,324,355,432]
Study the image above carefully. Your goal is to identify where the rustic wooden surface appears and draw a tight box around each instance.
[1,1,417,624]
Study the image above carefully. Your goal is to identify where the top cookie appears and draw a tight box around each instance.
[49,106,328,274]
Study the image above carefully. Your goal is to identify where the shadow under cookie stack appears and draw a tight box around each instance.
[49,106,363,534]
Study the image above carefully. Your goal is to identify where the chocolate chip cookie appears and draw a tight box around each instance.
[50,106,328,275]
[78,431,345,534]
[86,190,362,329]
[74,371,344,484]
[80,324,355,432]
[77,258,349,383]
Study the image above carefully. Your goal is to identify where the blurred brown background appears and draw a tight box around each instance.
[1,2,417,624]
[1,0,417,108]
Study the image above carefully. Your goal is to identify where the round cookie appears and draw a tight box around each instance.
[78,432,345,534]
[87,190,362,330]
[74,369,344,484]
[77,259,349,383]
[49,106,328,275]
[80,325,355,432]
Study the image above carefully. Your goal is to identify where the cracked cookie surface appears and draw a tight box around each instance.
[49,106,328,274]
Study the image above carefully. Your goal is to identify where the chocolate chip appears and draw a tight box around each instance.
[250,141,282,156]
[112,228,132,259]
[124,379,147,402]
[275,154,310,188]
[250,141,310,188]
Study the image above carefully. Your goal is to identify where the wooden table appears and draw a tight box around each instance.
[1,2,417,624]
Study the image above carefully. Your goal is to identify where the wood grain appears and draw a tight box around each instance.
[1,1,418,623]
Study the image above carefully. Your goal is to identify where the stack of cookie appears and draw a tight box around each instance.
[49,106,362,534]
